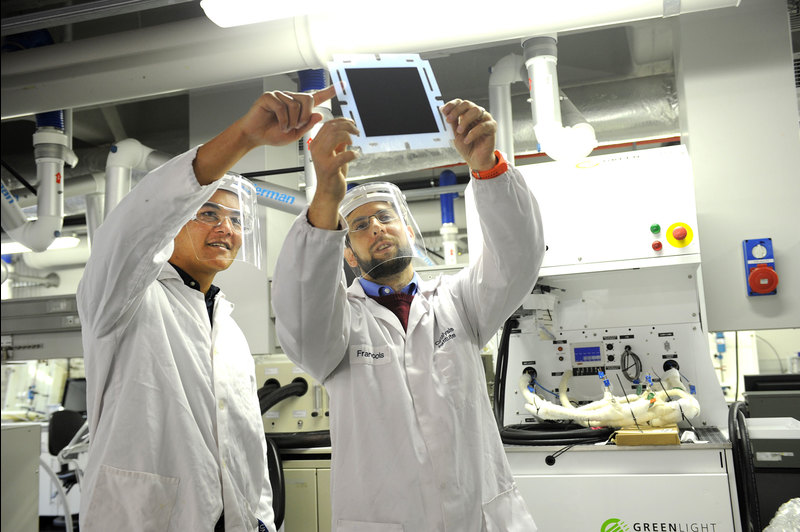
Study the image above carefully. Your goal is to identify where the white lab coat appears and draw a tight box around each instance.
[76,147,275,532]
[273,166,544,531]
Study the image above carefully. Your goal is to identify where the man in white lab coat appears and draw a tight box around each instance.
[77,86,337,532]
[272,99,544,531]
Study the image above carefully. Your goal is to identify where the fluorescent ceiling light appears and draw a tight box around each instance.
[201,0,329,28]
[1,236,81,255]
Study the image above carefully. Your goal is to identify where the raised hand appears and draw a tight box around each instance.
[441,99,498,172]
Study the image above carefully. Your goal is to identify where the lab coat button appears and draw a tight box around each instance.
[218,399,225,410]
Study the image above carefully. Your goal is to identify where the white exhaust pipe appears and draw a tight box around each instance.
[2,0,740,119]
[523,36,598,162]
[1,125,77,252]
[103,138,171,220]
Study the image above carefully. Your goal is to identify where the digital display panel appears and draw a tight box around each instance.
[572,344,603,365]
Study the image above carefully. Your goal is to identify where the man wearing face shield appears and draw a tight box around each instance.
[272,99,544,531]
[76,86,337,532]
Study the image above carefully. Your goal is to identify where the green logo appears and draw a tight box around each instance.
[601,518,630,532]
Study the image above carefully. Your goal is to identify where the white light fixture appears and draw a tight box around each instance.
[1,236,81,255]
[200,0,328,28]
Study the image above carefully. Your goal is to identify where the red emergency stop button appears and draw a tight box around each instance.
[748,264,779,294]
[652,241,663,251]
[672,226,688,240]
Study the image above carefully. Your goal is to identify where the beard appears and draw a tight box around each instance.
[356,244,413,279]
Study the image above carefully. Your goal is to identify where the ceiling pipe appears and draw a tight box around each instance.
[103,138,171,222]
[250,181,306,215]
[1,0,740,119]
[1,0,199,37]
[298,68,331,203]
[1,114,79,252]
[523,36,598,162]
[1,268,60,288]
[489,53,525,161]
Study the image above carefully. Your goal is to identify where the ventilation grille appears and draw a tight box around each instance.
[791,0,800,31]
[795,53,800,88]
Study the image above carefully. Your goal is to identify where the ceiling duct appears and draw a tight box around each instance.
[2,0,739,119]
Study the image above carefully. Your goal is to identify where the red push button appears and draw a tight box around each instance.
[748,264,779,294]
[652,241,663,251]
[672,226,688,240]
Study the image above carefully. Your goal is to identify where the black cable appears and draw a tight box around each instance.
[493,316,517,430]
[425,247,445,260]
[728,401,761,532]
[615,373,641,431]
[621,345,642,382]
[240,167,305,179]
[652,370,696,431]
[544,443,580,466]
[735,332,740,402]
[264,436,285,530]
[1,158,37,196]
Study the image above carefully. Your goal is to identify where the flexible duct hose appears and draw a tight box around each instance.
[259,379,308,414]
[264,436,284,530]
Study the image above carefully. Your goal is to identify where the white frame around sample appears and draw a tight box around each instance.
[328,53,454,154]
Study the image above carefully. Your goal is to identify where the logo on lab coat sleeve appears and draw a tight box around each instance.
[350,345,392,366]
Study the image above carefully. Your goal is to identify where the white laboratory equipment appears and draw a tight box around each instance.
[467,145,743,531]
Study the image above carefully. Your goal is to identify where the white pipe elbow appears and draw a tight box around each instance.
[106,138,155,171]
[5,214,63,252]
[523,36,597,163]
[489,53,524,87]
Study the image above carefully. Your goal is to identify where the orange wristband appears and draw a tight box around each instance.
[470,150,508,180]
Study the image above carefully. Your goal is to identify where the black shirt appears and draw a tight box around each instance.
[169,262,220,327]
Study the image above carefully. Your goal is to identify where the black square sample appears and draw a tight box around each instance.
[345,67,440,137]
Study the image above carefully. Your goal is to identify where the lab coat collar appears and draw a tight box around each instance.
[347,272,434,336]
[157,264,233,318]
[347,279,406,335]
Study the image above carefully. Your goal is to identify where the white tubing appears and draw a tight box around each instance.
[520,371,701,428]
[39,457,74,532]
[2,0,740,119]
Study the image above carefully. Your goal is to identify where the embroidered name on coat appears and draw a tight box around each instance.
[350,345,392,366]
[435,327,456,348]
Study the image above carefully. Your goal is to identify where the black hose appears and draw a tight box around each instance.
[268,430,332,450]
[494,316,614,447]
[264,436,285,529]
[257,379,281,403]
[259,379,309,415]
[493,316,518,430]
[728,401,761,532]
[500,423,615,446]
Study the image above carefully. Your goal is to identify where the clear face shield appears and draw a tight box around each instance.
[187,173,264,270]
[339,182,431,279]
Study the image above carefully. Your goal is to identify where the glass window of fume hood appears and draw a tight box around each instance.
[1,358,85,422]
[707,328,800,403]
